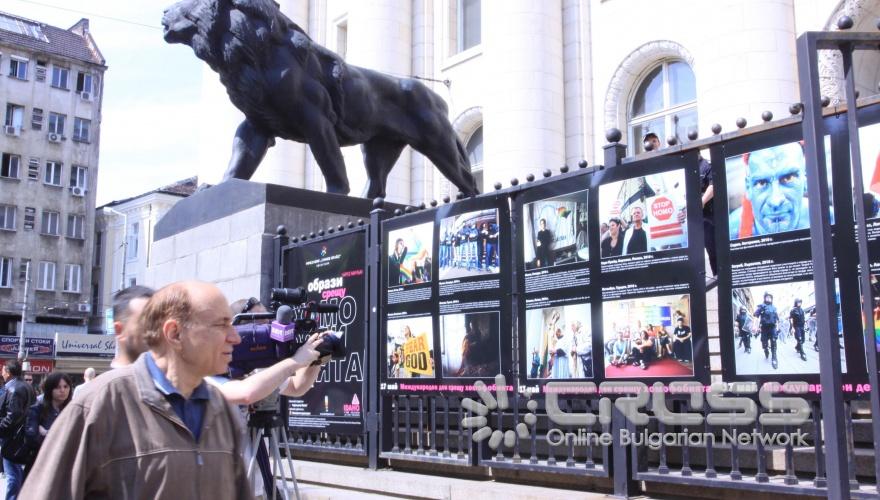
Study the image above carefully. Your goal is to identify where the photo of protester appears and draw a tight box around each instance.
[440,311,501,378]
[726,141,812,241]
[523,190,589,270]
[732,280,846,376]
[386,316,435,378]
[859,123,880,220]
[598,170,688,258]
[525,303,593,379]
[387,222,434,287]
[439,209,501,280]
[603,294,694,378]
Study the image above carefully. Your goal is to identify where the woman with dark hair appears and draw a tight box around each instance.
[601,218,625,258]
[23,371,71,477]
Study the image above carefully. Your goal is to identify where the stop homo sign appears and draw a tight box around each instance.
[651,196,675,221]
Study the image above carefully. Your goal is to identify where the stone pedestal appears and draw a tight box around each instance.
[145,180,380,303]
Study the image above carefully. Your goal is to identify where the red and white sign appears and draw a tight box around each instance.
[647,195,685,244]
[0,358,54,373]
[651,196,675,221]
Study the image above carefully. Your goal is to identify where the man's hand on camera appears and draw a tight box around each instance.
[292,332,325,366]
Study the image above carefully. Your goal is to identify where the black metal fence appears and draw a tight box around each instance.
[273,29,880,500]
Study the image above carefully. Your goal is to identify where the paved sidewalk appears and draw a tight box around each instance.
[272,460,613,500]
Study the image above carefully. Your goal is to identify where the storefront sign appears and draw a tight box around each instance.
[0,336,54,358]
[55,333,115,358]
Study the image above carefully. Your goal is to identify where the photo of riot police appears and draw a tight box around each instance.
[732,280,846,375]
[387,222,434,287]
[440,311,500,378]
[603,294,694,378]
[726,141,812,241]
[386,316,435,378]
[523,190,589,270]
[524,303,592,379]
[598,170,688,258]
[439,209,501,280]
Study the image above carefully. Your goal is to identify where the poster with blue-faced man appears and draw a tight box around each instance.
[726,142,810,240]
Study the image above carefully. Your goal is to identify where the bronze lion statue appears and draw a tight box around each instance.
[162,0,479,198]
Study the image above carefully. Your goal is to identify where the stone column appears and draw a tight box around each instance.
[346,0,413,204]
[483,0,565,185]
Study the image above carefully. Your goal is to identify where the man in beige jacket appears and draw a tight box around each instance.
[21,281,252,500]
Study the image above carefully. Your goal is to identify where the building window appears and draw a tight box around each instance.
[31,108,42,130]
[63,263,81,293]
[48,113,65,135]
[456,0,481,53]
[8,58,27,80]
[50,66,69,89]
[72,118,90,143]
[4,103,23,131]
[41,211,60,236]
[66,214,84,239]
[37,261,55,290]
[466,126,483,191]
[70,165,88,190]
[128,277,136,288]
[0,205,15,230]
[18,259,30,283]
[23,207,35,231]
[44,161,62,186]
[628,60,697,154]
[0,257,11,288]
[1,154,20,179]
[34,61,46,82]
[76,72,92,94]
[94,231,102,267]
[336,20,348,60]
[27,158,39,180]
[127,222,139,260]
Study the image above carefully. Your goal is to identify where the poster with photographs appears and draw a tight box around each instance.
[386,315,435,378]
[598,170,688,258]
[524,303,592,379]
[731,280,846,376]
[602,293,694,379]
[440,311,501,378]
[438,209,501,279]
[523,189,589,270]
[387,222,433,287]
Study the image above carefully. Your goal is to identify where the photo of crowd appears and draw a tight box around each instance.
[439,209,501,280]
[725,141,812,241]
[602,294,694,378]
[386,316,435,378]
[440,312,501,378]
[387,222,433,287]
[732,280,846,376]
[525,303,593,379]
[598,170,688,258]
[523,190,589,270]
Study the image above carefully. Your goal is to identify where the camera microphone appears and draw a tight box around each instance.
[271,287,307,304]
[270,305,296,342]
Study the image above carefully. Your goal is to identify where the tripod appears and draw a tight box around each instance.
[246,411,301,500]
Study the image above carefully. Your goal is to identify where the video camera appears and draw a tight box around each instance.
[229,287,345,378]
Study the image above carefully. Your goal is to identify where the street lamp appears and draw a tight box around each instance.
[102,207,128,291]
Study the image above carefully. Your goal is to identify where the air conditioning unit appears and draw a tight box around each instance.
[47,132,61,143]
[80,91,91,101]
[77,303,91,313]
[3,126,18,136]
[70,186,85,197]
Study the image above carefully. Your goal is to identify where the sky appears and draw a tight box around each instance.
[4,0,204,206]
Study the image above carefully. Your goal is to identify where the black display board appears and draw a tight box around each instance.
[283,230,366,435]
[516,152,711,392]
[713,116,870,389]
[381,195,513,393]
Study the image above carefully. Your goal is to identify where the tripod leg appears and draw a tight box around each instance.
[270,428,298,500]
[279,427,300,500]
[246,428,263,491]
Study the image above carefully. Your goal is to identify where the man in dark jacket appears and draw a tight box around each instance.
[755,292,779,369]
[790,298,807,361]
[0,359,35,500]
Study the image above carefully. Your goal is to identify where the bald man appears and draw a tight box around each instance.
[21,281,251,500]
